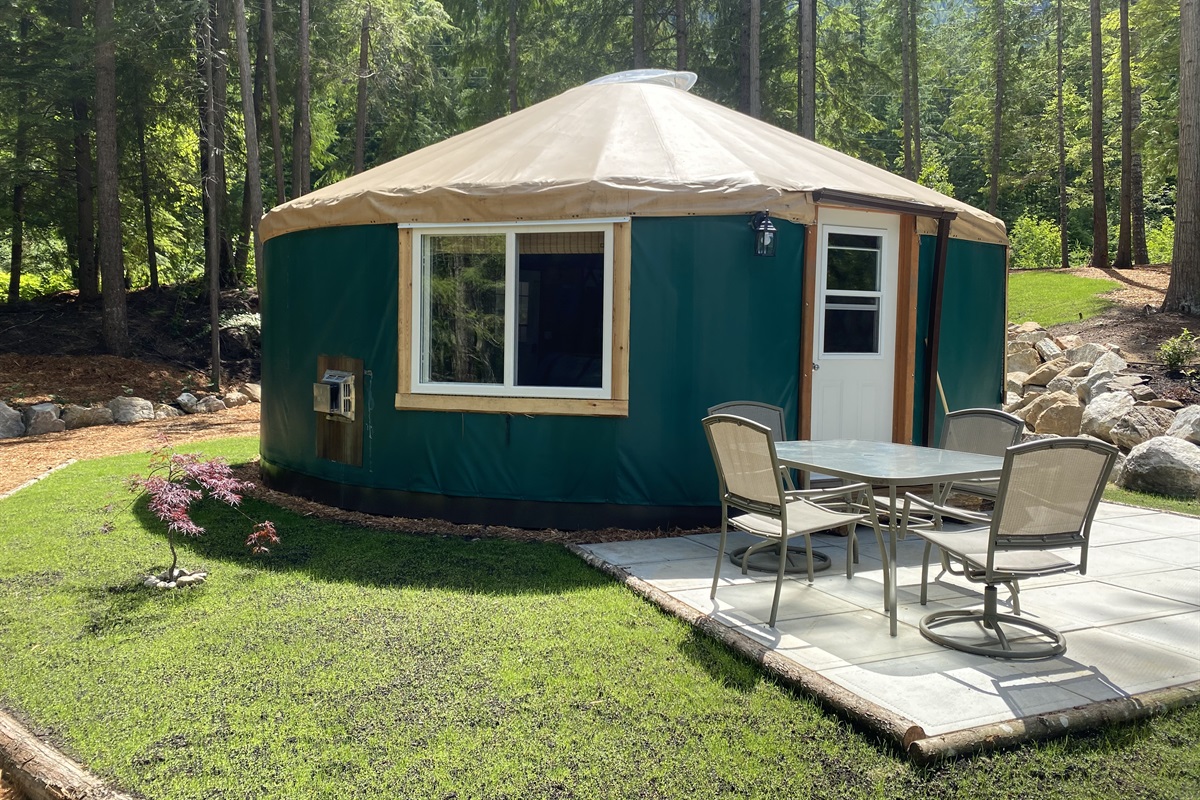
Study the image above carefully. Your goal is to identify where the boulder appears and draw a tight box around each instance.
[1023,390,1076,430]
[1046,374,1084,395]
[1024,357,1071,388]
[1109,374,1149,390]
[1131,385,1158,402]
[1007,347,1042,375]
[1006,372,1029,394]
[154,404,184,419]
[0,401,26,439]
[1034,338,1063,360]
[108,396,155,423]
[176,392,201,413]
[193,396,227,414]
[1110,406,1178,451]
[1060,362,1092,378]
[22,403,65,436]
[1147,399,1186,410]
[1013,321,1044,334]
[1077,370,1116,404]
[1054,334,1084,350]
[1091,350,1129,375]
[1016,330,1052,344]
[1034,398,1084,436]
[1003,392,1024,410]
[223,390,249,408]
[62,404,115,430]
[1117,436,1200,498]
[1166,406,1200,445]
[1064,342,1111,365]
[242,383,262,402]
[1080,391,1135,443]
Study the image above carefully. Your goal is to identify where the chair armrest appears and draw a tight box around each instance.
[785,482,870,503]
[900,492,991,528]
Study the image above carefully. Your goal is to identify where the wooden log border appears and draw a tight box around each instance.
[568,544,1200,764]
[0,708,136,800]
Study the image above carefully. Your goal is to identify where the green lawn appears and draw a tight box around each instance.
[2,439,1198,799]
[1008,270,1121,327]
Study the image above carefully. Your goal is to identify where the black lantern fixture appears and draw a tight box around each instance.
[750,210,777,257]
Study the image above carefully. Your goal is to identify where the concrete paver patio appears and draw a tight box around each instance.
[575,502,1200,759]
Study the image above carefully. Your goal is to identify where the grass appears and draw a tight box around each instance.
[2,438,1199,800]
[1008,270,1121,327]
[1103,485,1200,516]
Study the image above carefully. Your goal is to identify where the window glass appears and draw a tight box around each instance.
[823,297,880,353]
[826,237,881,292]
[424,234,505,384]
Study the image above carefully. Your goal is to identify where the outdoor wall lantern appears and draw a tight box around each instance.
[750,211,777,257]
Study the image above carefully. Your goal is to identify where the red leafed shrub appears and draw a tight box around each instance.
[128,437,278,580]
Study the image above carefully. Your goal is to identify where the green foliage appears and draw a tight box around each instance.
[1146,217,1175,265]
[1007,270,1119,327]
[2,441,1200,800]
[1009,215,1063,270]
[1158,329,1199,371]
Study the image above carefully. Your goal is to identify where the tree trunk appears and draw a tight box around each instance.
[508,0,518,113]
[212,0,234,286]
[69,0,98,301]
[798,0,815,139]
[748,0,761,118]
[988,0,1006,216]
[7,16,30,304]
[294,0,312,196]
[909,0,921,178]
[1090,0,1109,268]
[354,4,371,175]
[136,109,159,290]
[675,0,687,70]
[1057,0,1069,269]
[234,0,265,287]
[1132,84,1149,265]
[263,0,286,203]
[96,0,129,355]
[1114,0,1134,268]
[1164,0,1200,313]
[203,15,222,389]
[634,0,646,68]
[901,0,914,180]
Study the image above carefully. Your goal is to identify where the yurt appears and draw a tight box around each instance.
[257,72,1009,530]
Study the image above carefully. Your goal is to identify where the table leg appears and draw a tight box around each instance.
[888,484,899,637]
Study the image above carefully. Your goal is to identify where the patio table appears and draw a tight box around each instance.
[774,439,1004,636]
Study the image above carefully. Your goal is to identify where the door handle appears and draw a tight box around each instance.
[812,362,820,371]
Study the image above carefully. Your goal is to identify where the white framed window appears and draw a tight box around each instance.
[817,225,887,358]
[400,220,628,410]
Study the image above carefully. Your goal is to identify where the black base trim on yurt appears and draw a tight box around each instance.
[259,459,720,532]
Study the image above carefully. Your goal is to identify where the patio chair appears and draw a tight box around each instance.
[936,407,1025,506]
[900,437,1118,659]
[703,414,870,627]
[708,401,796,489]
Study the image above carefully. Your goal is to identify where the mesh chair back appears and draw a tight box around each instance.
[703,415,785,510]
[941,408,1024,457]
[991,439,1117,550]
[708,401,789,442]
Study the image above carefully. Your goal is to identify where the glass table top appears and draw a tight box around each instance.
[774,439,1003,485]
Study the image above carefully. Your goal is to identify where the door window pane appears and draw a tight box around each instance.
[823,296,880,354]
[424,234,506,384]
[826,234,881,291]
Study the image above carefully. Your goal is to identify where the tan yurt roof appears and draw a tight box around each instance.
[260,80,1006,245]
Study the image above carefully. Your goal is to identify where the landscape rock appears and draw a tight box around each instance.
[1034,338,1063,360]
[108,396,155,423]
[242,383,262,402]
[1032,393,1084,436]
[1131,385,1159,402]
[154,404,184,419]
[1054,334,1084,350]
[1004,392,1023,409]
[1077,370,1116,404]
[0,401,26,439]
[1146,399,1185,410]
[176,392,201,413]
[22,403,66,436]
[1016,329,1052,344]
[1023,390,1076,430]
[1081,391,1135,443]
[1109,406,1178,451]
[1013,321,1044,334]
[1006,372,1029,394]
[1166,406,1200,445]
[1046,374,1084,396]
[194,396,227,414]
[62,404,115,430]
[1060,362,1092,378]
[1117,436,1200,498]
[1091,350,1129,376]
[1024,357,1071,388]
[1007,347,1043,374]
[1064,342,1111,365]
[222,390,249,408]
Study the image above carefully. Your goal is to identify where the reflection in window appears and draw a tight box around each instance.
[822,230,883,356]
[424,234,506,384]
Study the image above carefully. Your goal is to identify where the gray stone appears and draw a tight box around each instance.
[22,402,65,436]
[1007,347,1042,375]
[1016,330,1051,344]
[1077,370,1116,404]
[1034,338,1063,360]
[222,390,249,408]
[1006,372,1029,394]
[1003,392,1024,410]
[1147,399,1186,410]
[1110,406,1178,451]
[62,404,115,430]
[1081,391,1135,443]
[1109,374,1149,390]
[1117,436,1200,498]
[0,401,26,439]
[1166,405,1200,445]
[154,404,184,419]
[1111,452,1126,482]
[1054,334,1084,350]
[193,396,227,414]
[1024,357,1071,388]
[1007,340,1034,356]
[108,396,155,423]
[1061,362,1092,378]
[1046,374,1084,395]
[1064,342,1111,365]
[176,392,201,413]
[1092,350,1129,375]
[1131,385,1158,402]
[242,383,262,402]
[1021,432,1062,443]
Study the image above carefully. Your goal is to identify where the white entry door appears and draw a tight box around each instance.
[810,209,899,441]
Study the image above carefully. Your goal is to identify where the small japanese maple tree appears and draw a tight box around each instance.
[129,439,279,580]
